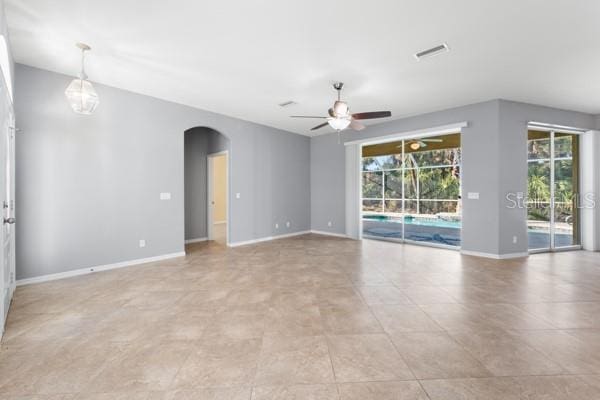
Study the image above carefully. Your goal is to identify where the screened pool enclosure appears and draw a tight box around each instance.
[527,130,580,251]
[361,133,462,247]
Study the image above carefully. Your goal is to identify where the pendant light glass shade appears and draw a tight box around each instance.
[327,117,351,131]
[65,43,99,114]
[65,78,99,114]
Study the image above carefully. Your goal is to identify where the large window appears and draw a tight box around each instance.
[361,133,461,247]
[527,130,579,250]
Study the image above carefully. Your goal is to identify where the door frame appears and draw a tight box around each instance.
[527,124,583,253]
[345,122,467,241]
[0,80,15,337]
[346,122,467,250]
[207,150,229,244]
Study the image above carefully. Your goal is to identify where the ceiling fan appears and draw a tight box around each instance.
[401,138,443,150]
[290,82,392,132]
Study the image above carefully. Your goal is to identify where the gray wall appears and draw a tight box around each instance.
[15,64,310,280]
[311,99,595,256]
[184,127,230,241]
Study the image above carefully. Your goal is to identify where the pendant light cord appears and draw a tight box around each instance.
[79,47,88,80]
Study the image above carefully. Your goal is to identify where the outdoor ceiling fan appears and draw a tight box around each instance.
[290,82,392,132]
[401,138,443,150]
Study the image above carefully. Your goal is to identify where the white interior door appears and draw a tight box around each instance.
[0,82,15,335]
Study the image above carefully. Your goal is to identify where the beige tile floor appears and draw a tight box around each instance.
[2,234,600,399]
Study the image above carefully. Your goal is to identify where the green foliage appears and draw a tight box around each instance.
[362,148,461,214]
[526,136,575,222]
[362,171,382,198]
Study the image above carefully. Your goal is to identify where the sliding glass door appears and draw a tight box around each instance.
[361,133,461,248]
[527,130,579,251]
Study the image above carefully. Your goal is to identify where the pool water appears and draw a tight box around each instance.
[362,214,575,249]
[363,215,461,229]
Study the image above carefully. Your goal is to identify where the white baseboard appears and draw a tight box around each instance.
[310,230,349,239]
[16,251,186,286]
[460,250,529,259]
[213,221,226,225]
[228,230,311,247]
[185,237,208,244]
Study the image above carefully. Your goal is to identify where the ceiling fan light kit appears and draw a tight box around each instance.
[327,116,351,131]
[290,82,391,134]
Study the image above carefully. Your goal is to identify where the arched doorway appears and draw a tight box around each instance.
[184,127,230,247]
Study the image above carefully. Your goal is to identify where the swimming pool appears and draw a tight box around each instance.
[363,214,461,229]
[362,214,575,248]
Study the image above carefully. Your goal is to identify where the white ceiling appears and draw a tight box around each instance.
[5,0,600,136]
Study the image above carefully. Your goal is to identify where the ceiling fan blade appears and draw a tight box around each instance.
[290,115,327,119]
[352,111,392,120]
[310,122,329,131]
[328,108,335,117]
[350,120,365,131]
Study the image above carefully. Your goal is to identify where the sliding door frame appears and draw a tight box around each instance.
[350,123,467,250]
[527,124,583,253]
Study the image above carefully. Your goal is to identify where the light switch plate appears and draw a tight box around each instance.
[235,193,241,199]
[467,192,479,200]
[160,192,171,200]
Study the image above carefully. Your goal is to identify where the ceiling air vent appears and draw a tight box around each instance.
[414,43,449,61]
[278,100,297,108]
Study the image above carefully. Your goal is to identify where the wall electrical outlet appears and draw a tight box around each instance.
[327,221,332,227]
[275,223,279,229]
[512,236,518,244]
[235,193,241,199]
[160,192,171,200]
[139,239,146,248]
[286,221,290,228]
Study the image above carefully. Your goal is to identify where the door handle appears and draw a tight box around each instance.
[3,217,15,224]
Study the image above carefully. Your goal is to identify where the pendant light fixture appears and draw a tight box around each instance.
[65,42,99,115]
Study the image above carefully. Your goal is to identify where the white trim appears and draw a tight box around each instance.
[528,121,587,134]
[213,220,226,225]
[344,122,468,146]
[529,245,583,254]
[185,237,208,244]
[16,251,186,286]
[345,144,361,239]
[228,230,311,247]
[310,230,349,239]
[581,130,599,251]
[364,235,459,251]
[460,250,529,259]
